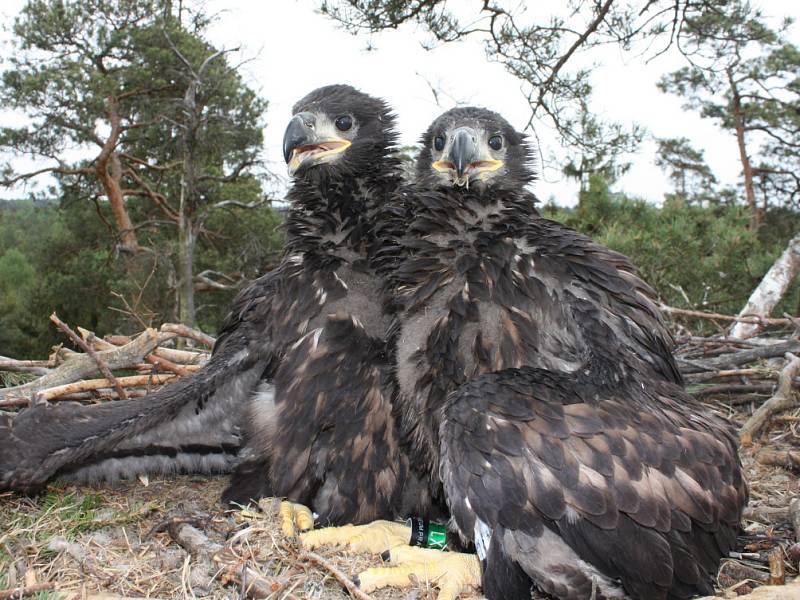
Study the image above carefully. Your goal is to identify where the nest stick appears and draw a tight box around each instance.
[50,312,127,401]
[299,551,376,600]
[740,353,800,446]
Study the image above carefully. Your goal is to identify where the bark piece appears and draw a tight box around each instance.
[768,547,786,585]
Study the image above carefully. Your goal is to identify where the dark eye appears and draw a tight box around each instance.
[433,135,445,151]
[488,135,503,151]
[335,115,353,131]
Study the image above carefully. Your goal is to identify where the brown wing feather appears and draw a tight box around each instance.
[440,366,746,600]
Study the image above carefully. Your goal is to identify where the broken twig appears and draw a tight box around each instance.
[299,551,375,600]
[741,353,800,445]
[50,312,128,400]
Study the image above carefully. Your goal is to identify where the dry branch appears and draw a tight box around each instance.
[0,356,53,375]
[699,579,800,599]
[718,560,770,584]
[743,505,791,523]
[692,383,780,397]
[757,450,800,471]
[90,331,208,364]
[685,368,777,384]
[0,328,161,402]
[299,551,376,600]
[660,304,796,328]
[741,353,800,445]
[36,373,177,402]
[160,323,216,348]
[82,331,194,377]
[731,233,800,339]
[50,312,128,401]
[680,340,800,374]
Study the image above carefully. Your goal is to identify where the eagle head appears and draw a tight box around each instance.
[416,107,534,192]
[283,84,397,179]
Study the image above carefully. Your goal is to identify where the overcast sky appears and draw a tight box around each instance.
[1,0,798,205]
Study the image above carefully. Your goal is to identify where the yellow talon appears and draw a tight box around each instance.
[356,546,482,600]
[300,520,411,554]
[279,500,314,537]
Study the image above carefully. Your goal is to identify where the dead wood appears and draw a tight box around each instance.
[768,547,786,585]
[685,368,778,384]
[0,328,160,402]
[693,383,781,397]
[168,520,297,600]
[790,499,800,543]
[757,450,800,471]
[84,332,194,377]
[680,340,800,374]
[0,388,154,408]
[731,233,800,339]
[700,579,800,599]
[741,353,800,445]
[0,356,53,375]
[660,304,796,328]
[35,373,177,402]
[50,312,128,401]
[743,505,792,523]
[214,555,301,600]
[718,560,770,584]
[168,521,223,555]
[81,328,209,365]
[160,323,216,348]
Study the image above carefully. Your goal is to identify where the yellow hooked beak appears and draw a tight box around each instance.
[287,139,352,174]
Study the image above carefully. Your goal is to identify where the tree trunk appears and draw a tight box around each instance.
[728,70,760,231]
[730,233,800,339]
[96,97,139,253]
[177,207,196,329]
[176,75,200,328]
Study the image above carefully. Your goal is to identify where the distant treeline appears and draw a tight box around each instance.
[542,175,800,336]
[2,177,798,358]
[0,197,283,359]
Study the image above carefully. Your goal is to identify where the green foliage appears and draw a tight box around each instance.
[0,0,277,330]
[0,197,283,359]
[543,175,800,333]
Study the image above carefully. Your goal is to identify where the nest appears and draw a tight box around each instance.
[2,317,800,599]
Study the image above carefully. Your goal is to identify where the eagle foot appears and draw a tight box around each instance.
[354,545,481,600]
[279,500,314,537]
[300,520,411,554]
